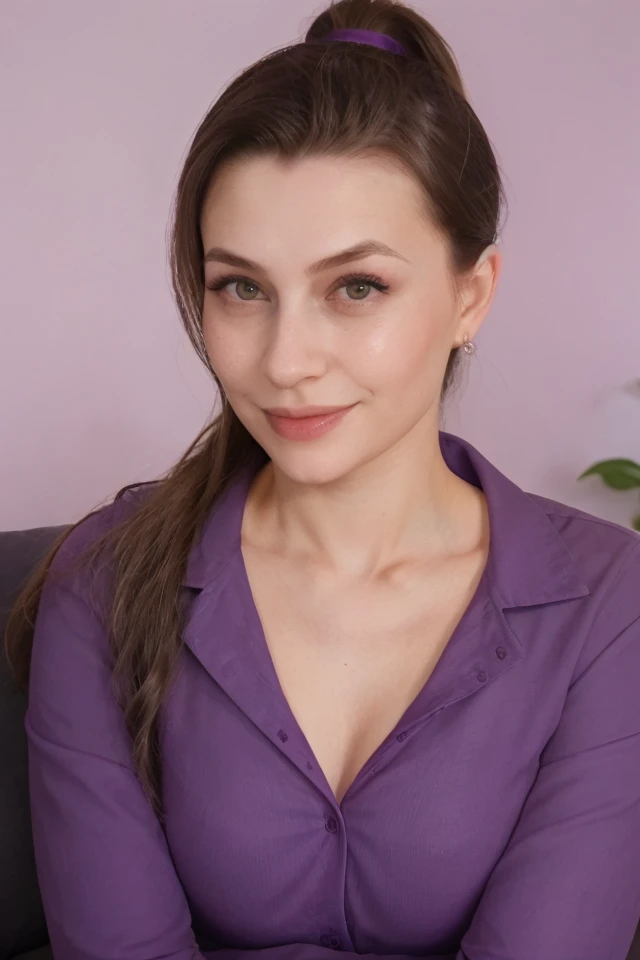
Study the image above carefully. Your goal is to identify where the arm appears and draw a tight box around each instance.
[27,530,457,960]
[458,542,640,960]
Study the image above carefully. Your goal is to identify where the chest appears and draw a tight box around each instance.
[241,543,488,804]
[164,625,537,954]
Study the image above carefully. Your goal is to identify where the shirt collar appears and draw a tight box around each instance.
[183,431,590,609]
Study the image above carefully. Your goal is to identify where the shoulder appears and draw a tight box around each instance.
[530,490,639,546]
[528,491,640,580]
[528,491,640,648]
[47,481,160,595]
[34,482,161,683]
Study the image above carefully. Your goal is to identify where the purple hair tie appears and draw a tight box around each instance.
[320,28,407,57]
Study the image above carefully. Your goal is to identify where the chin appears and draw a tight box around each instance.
[261,442,362,488]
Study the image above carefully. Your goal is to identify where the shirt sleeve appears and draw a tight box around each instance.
[458,541,640,960]
[26,535,458,960]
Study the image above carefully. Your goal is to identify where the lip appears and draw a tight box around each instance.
[264,404,355,419]
[264,403,357,441]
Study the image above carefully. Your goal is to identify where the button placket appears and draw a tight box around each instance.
[318,815,345,951]
[267,717,331,802]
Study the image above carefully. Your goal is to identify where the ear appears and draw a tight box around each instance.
[452,243,502,348]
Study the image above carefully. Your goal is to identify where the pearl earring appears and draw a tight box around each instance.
[462,334,476,355]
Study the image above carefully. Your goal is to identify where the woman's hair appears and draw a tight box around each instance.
[4,0,506,817]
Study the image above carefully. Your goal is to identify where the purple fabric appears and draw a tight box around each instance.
[320,28,407,57]
[26,432,640,959]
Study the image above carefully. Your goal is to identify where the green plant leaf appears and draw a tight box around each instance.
[578,459,640,490]
[632,515,640,532]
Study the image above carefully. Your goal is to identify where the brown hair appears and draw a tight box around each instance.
[4,0,506,817]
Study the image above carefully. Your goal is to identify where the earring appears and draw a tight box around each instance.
[462,334,476,355]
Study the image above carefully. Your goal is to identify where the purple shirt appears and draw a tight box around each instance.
[26,432,640,960]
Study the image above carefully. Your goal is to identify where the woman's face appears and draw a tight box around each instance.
[200,153,496,486]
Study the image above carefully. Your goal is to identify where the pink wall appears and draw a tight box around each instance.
[2,0,639,531]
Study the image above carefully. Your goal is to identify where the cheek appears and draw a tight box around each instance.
[354,310,449,395]
[201,316,255,388]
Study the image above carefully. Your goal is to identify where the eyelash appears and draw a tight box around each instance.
[205,271,390,301]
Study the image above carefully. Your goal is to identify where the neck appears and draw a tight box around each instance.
[244,428,487,581]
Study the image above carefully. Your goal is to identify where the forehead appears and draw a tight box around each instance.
[200,153,441,258]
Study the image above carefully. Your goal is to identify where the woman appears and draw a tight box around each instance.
[5,1,640,958]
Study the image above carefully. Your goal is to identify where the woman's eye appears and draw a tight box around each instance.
[207,276,263,301]
[336,274,390,302]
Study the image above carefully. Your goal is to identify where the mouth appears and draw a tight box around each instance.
[263,403,358,441]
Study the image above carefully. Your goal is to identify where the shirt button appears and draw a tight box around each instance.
[325,815,339,834]
[476,670,487,683]
[496,646,507,660]
[396,731,408,742]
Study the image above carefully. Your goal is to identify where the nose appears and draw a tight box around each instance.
[261,308,328,389]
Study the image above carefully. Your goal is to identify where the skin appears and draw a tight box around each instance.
[199,153,502,582]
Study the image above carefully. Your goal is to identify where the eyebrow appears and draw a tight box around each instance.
[203,239,410,275]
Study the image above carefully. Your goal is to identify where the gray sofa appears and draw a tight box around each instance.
[1,524,67,960]
[1,524,639,960]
